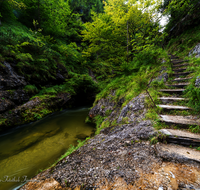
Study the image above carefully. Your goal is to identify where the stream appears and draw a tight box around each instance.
[0,106,95,190]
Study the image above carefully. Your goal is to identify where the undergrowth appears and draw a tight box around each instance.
[167,25,200,58]
[183,57,200,112]
[24,85,39,94]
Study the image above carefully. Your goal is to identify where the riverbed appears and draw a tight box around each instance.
[0,107,95,190]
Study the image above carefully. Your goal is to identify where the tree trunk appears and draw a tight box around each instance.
[38,0,41,28]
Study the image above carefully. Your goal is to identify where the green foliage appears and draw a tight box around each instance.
[35,73,99,98]
[183,58,200,112]
[94,51,168,107]
[128,47,166,71]
[0,118,7,126]
[167,25,200,57]
[0,0,25,21]
[0,21,89,85]
[82,0,163,74]
[21,97,54,122]
[93,115,106,128]
[121,117,129,124]
[24,85,39,94]
[69,0,104,22]
[150,132,168,144]
[17,0,83,39]
[105,109,112,116]
[85,116,93,124]
[189,125,200,133]
[57,138,90,163]
[150,136,158,144]
[184,83,200,112]
[163,0,200,34]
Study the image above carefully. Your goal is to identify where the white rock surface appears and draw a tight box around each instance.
[189,43,200,58]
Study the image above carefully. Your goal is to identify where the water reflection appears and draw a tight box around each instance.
[0,107,95,190]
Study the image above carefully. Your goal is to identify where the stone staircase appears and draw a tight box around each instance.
[155,55,200,163]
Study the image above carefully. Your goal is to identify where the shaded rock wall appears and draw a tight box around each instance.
[0,62,31,113]
[0,60,73,133]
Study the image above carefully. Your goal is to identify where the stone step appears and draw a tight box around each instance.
[172,77,192,82]
[159,89,185,94]
[157,105,191,110]
[172,68,187,72]
[167,82,190,88]
[172,63,189,68]
[158,97,188,103]
[172,60,189,64]
[172,72,192,77]
[156,143,200,163]
[168,54,179,59]
[160,115,200,127]
[159,129,200,147]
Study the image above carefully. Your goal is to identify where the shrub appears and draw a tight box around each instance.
[24,85,39,94]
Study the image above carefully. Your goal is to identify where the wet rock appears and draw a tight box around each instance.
[75,134,89,140]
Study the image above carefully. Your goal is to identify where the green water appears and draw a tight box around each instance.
[0,107,95,190]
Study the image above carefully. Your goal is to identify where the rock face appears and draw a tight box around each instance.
[155,72,168,82]
[0,62,27,90]
[20,93,200,190]
[0,93,71,132]
[0,89,31,112]
[0,62,31,113]
[117,94,146,123]
[89,93,146,126]
[89,90,116,118]
[189,43,200,58]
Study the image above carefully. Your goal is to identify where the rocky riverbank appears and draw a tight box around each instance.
[0,60,97,133]
[19,93,200,190]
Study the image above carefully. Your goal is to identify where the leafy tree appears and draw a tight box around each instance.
[82,0,163,68]
[69,0,104,22]
[0,0,25,21]
[162,0,200,33]
[17,0,83,41]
